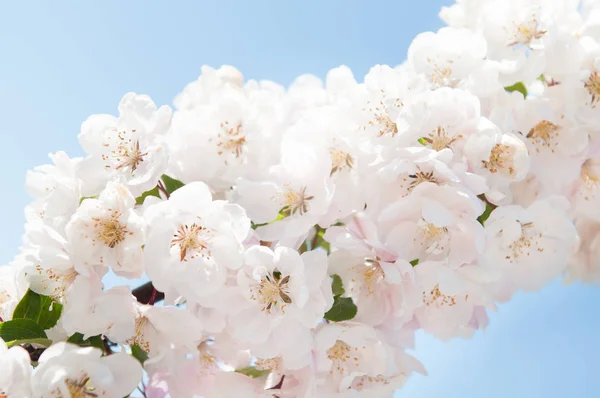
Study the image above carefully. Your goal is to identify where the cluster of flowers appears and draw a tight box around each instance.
[2,0,600,396]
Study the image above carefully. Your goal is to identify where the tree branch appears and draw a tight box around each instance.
[132,282,164,304]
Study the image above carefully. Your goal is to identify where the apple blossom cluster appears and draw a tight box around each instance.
[2,0,600,396]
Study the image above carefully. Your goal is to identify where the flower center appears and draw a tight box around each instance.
[255,357,282,373]
[365,97,402,137]
[407,170,439,192]
[330,148,355,175]
[422,284,457,307]
[527,120,560,152]
[64,375,99,398]
[584,70,600,107]
[506,222,544,263]
[280,185,314,216]
[483,144,516,175]
[417,219,450,255]
[509,17,546,48]
[430,65,459,89]
[34,265,78,300]
[197,341,218,370]
[126,315,151,354]
[217,121,246,158]
[114,137,147,174]
[93,210,129,248]
[327,340,359,375]
[581,159,599,194]
[351,259,385,296]
[251,272,292,313]
[171,223,213,262]
[421,126,461,151]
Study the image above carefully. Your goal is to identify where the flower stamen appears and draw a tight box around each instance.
[93,210,129,249]
[584,70,600,106]
[251,272,292,313]
[330,148,355,175]
[280,185,314,216]
[483,143,516,175]
[527,120,560,152]
[217,121,246,158]
[171,223,213,262]
[421,126,462,151]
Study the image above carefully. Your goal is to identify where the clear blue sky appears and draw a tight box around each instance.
[1,1,598,397]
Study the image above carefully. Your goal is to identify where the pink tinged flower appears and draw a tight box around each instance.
[313,322,423,394]
[328,249,412,326]
[379,183,485,267]
[203,371,269,398]
[65,182,145,279]
[126,304,204,358]
[566,219,600,284]
[571,151,600,221]
[406,261,496,340]
[228,246,331,369]
[481,196,579,300]
[32,342,142,398]
[463,125,530,202]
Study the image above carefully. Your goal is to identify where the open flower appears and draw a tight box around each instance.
[228,246,332,369]
[32,342,142,397]
[65,182,145,278]
[77,93,172,197]
[0,338,32,397]
[313,322,425,395]
[144,181,250,305]
[481,196,579,300]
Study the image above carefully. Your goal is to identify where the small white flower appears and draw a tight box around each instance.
[32,342,142,397]
[77,92,172,197]
[0,338,32,397]
[66,182,145,278]
[144,182,250,305]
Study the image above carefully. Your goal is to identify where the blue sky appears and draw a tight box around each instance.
[1,1,599,397]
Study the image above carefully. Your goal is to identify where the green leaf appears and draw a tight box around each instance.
[67,333,105,351]
[12,289,63,330]
[131,344,149,365]
[477,203,495,226]
[161,174,185,194]
[135,186,161,205]
[324,296,357,322]
[235,366,270,378]
[331,274,345,297]
[477,197,497,226]
[6,338,52,348]
[504,82,528,98]
[417,137,428,146]
[79,196,97,205]
[410,259,419,267]
[0,319,47,342]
